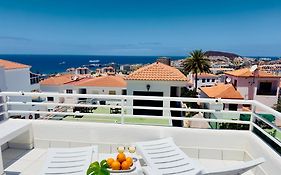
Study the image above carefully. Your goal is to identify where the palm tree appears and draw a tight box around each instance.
[183,49,211,91]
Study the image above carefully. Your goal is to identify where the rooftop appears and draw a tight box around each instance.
[200,83,243,99]
[66,75,127,87]
[39,74,75,85]
[0,59,30,70]
[225,68,281,78]
[125,62,188,81]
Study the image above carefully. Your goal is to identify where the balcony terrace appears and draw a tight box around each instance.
[0,92,280,175]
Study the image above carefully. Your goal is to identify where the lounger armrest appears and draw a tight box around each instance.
[203,157,265,175]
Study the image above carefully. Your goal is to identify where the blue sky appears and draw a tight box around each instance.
[0,0,280,56]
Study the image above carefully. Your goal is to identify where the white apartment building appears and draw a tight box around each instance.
[0,59,41,119]
[40,74,127,105]
[187,73,219,91]
[125,62,188,119]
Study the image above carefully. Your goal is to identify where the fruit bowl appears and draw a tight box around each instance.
[106,152,135,173]
[108,163,136,173]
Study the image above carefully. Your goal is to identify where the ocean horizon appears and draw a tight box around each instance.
[0,54,186,74]
[0,54,279,74]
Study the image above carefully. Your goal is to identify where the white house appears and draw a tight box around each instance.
[224,68,281,107]
[40,74,127,105]
[0,59,41,119]
[125,62,188,119]
[200,83,244,121]
[187,73,219,91]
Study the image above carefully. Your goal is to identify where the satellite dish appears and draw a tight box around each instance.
[250,65,258,72]
[71,76,79,81]
[226,77,231,83]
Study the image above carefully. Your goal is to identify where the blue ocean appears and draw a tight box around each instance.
[0,55,185,74]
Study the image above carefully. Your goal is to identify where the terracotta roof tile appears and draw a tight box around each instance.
[200,83,243,99]
[125,62,187,81]
[68,76,127,87]
[40,74,74,85]
[225,68,280,78]
[0,59,30,70]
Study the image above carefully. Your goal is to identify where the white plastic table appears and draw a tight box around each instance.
[98,153,143,175]
[0,119,33,174]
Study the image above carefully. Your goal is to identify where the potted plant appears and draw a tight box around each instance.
[87,160,110,175]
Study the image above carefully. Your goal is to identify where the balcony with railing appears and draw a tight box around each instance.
[0,91,281,175]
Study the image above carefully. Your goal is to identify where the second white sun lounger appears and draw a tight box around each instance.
[40,146,98,175]
[136,137,265,175]
[136,137,203,175]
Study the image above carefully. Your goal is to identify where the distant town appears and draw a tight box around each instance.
[0,50,281,129]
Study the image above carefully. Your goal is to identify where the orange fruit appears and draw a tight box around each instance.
[126,157,133,166]
[111,160,121,170]
[117,153,126,163]
[121,161,131,170]
[107,158,114,167]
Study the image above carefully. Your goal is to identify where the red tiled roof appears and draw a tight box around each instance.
[225,68,280,78]
[0,59,30,70]
[40,74,74,85]
[125,62,187,81]
[200,83,243,99]
[68,76,127,87]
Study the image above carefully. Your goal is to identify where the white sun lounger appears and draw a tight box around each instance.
[136,137,265,175]
[202,157,265,175]
[136,137,203,175]
[40,146,98,175]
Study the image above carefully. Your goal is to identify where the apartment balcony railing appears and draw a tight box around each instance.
[0,91,280,155]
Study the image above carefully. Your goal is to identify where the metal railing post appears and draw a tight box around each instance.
[0,93,8,120]
[121,97,125,124]
[250,102,256,131]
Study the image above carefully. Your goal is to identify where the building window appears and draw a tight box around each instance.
[212,79,215,82]
[30,72,40,85]
[66,89,73,94]
[109,90,116,95]
[47,97,54,102]
[257,82,276,95]
[229,104,238,111]
[207,79,210,82]
[79,88,87,94]
[122,89,127,95]
[202,79,206,83]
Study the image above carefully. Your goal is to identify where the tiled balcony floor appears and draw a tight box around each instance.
[3,148,255,175]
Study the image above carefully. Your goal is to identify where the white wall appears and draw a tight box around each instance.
[40,84,126,106]
[5,68,31,91]
[126,80,186,116]
[196,77,219,88]
[0,67,7,92]
[3,68,37,114]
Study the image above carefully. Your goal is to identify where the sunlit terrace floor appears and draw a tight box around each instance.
[3,148,255,175]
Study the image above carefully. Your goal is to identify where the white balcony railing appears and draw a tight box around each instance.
[0,91,280,154]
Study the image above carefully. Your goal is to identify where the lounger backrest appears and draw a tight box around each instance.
[41,146,98,175]
[136,137,202,175]
[203,157,265,175]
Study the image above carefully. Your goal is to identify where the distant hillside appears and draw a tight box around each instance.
[205,51,240,59]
